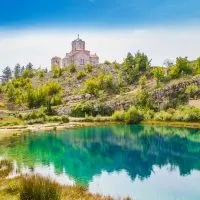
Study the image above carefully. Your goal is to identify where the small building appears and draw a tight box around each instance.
[51,35,99,68]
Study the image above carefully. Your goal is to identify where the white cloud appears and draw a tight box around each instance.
[0,26,200,71]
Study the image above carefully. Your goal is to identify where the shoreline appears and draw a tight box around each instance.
[0,120,199,137]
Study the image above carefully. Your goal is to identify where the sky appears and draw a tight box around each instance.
[0,0,200,69]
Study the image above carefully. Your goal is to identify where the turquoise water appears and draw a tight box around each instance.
[0,125,200,200]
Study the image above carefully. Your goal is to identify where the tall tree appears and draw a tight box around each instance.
[14,64,21,78]
[2,66,12,83]
[26,62,33,71]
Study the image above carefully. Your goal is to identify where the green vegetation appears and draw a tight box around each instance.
[112,106,144,124]
[0,160,13,178]
[69,64,76,73]
[0,52,200,126]
[77,71,86,80]
[84,73,118,96]
[70,102,113,117]
[20,175,61,200]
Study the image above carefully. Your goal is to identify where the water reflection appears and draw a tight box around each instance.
[0,125,200,199]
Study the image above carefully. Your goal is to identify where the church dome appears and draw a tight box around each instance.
[72,35,85,51]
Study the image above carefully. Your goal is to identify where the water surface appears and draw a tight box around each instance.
[0,125,200,200]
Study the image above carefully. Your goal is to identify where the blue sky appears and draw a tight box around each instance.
[0,0,200,70]
[1,0,200,28]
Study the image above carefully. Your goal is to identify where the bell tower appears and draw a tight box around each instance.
[72,35,85,51]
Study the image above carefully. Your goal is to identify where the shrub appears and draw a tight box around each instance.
[20,175,61,200]
[70,102,113,117]
[154,111,172,121]
[185,85,199,99]
[104,60,111,65]
[76,71,86,80]
[61,116,69,123]
[69,64,76,73]
[124,106,144,124]
[112,110,125,122]
[23,109,46,121]
[0,117,24,127]
[85,64,93,72]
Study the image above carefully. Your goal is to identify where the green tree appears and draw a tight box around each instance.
[169,57,192,78]
[122,52,151,83]
[195,57,200,74]
[14,64,21,78]
[5,82,16,103]
[134,51,151,72]
[152,67,165,86]
[2,66,12,83]
[26,62,33,71]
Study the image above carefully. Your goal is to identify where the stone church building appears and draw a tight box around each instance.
[51,36,99,67]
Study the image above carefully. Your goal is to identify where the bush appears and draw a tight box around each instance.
[153,107,200,122]
[46,116,69,123]
[154,111,172,121]
[124,106,144,124]
[23,109,46,121]
[69,64,76,73]
[0,117,24,127]
[20,175,61,200]
[70,102,113,117]
[112,110,125,122]
[61,116,69,123]
[85,64,93,72]
[76,71,86,80]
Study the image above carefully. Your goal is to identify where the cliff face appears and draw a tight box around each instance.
[151,75,200,109]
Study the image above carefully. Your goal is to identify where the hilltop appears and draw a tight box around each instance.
[0,52,200,127]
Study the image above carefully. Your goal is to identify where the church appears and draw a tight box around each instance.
[51,36,99,68]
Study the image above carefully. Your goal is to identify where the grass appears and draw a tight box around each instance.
[0,160,13,178]
[0,173,115,200]
[0,117,24,127]
[20,175,61,200]
[0,160,114,200]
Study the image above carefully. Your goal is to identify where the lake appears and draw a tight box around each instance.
[0,124,200,200]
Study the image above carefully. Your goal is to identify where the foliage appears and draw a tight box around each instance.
[69,64,76,73]
[154,111,172,121]
[152,67,165,86]
[124,106,144,124]
[20,175,61,200]
[138,75,147,86]
[51,65,62,78]
[104,60,111,65]
[112,107,144,124]
[21,69,34,78]
[85,64,93,72]
[70,102,113,117]
[14,64,21,78]
[2,66,12,83]
[0,117,24,127]
[154,107,200,122]
[122,51,151,83]
[77,71,86,80]
[169,57,192,79]
[194,57,200,74]
[5,82,16,103]
[112,110,125,121]
[38,69,45,78]
[26,80,63,109]
[185,85,199,99]
[84,73,117,96]
[135,89,153,109]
